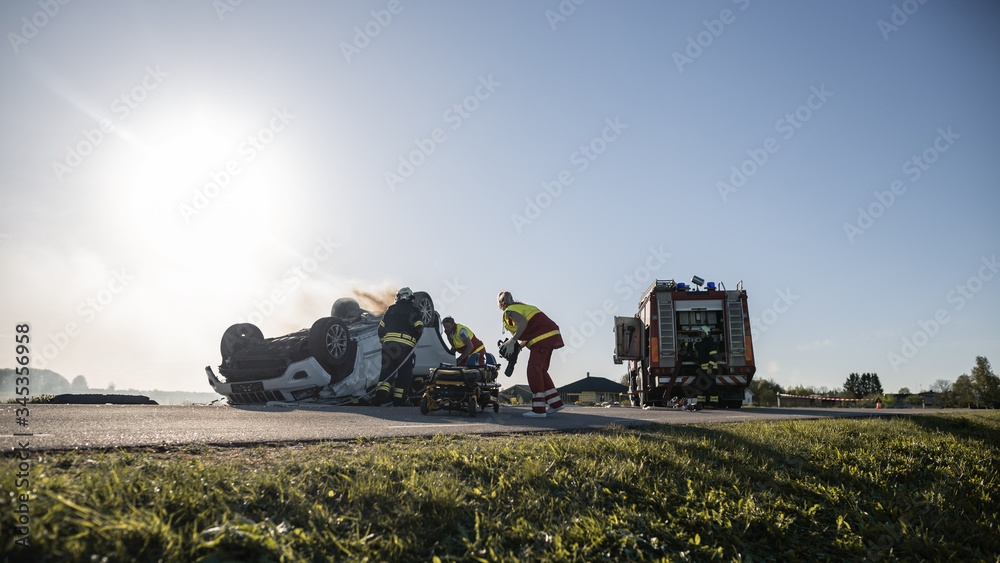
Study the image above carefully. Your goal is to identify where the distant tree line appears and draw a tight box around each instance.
[748,356,999,408]
[1,368,222,405]
[931,356,999,408]
[0,368,89,395]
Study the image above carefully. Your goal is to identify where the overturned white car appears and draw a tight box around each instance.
[206,292,455,405]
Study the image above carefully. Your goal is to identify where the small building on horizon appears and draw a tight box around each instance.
[558,373,628,405]
[888,391,942,408]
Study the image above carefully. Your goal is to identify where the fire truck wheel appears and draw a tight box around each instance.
[220,323,264,360]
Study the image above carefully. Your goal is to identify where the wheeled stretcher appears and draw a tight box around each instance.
[419,354,501,417]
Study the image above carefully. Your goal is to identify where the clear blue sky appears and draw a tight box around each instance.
[2,0,998,394]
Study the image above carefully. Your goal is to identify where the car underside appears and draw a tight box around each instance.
[206,292,455,405]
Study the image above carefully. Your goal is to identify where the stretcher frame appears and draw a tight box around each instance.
[419,357,501,417]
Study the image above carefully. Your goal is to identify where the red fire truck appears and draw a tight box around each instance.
[614,277,756,408]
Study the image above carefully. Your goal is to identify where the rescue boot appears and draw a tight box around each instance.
[372,381,392,406]
[392,387,409,407]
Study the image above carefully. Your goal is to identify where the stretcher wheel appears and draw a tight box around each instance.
[419,394,431,415]
[468,395,477,417]
[493,399,499,413]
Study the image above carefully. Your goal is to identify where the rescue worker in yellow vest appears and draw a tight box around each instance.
[441,316,487,366]
[697,326,719,375]
[497,291,567,418]
[373,287,424,406]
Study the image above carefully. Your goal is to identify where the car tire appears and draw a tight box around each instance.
[412,291,436,327]
[331,297,363,322]
[327,340,358,384]
[309,317,352,369]
[221,323,264,360]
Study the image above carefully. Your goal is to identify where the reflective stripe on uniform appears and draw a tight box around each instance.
[527,329,560,348]
[381,332,417,346]
[544,389,561,405]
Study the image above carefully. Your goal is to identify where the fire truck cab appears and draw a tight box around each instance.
[614,277,756,408]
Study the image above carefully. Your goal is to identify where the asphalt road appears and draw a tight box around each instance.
[0,403,954,451]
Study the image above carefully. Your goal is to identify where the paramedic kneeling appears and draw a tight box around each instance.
[442,316,487,366]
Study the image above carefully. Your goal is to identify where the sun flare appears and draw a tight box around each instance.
[120,121,277,269]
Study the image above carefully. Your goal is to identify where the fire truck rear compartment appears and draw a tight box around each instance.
[614,278,756,408]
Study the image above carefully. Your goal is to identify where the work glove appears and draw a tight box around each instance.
[499,339,518,357]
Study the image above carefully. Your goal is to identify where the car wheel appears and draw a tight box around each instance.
[221,323,264,359]
[331,297,363,322]
[412,291,436,327]
[327,340,358,384]
[309,317,351,369]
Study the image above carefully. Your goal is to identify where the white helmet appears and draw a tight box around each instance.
[395,287,413,302]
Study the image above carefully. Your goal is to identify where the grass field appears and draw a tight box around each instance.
[2,412,998,562]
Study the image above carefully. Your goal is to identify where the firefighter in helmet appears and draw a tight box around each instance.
[696,325,719,375]
[373,287,424,406]
[498,291,566,418]
[441,316,487,366]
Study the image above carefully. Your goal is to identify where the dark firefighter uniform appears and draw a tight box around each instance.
[697,327,719,374]
[374,294,424,406]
